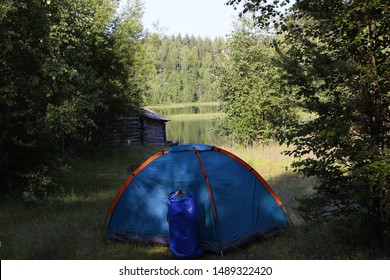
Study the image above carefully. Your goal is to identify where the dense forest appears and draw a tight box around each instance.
[225,0,390,255]
[0,0,228,201]
[143,34,226,104]
[0,0,149,200]
[1,0,389,260]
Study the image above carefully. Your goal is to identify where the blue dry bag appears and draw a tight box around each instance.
[167,191,203,259]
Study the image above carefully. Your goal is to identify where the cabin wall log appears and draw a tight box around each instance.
[102,116,167,146]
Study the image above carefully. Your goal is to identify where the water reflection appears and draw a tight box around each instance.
[150,104,227,146]
[167,118,227,146]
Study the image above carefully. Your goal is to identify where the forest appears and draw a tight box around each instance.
[1,0,149,199]
[1,0,389,260]
[144,33,226,104]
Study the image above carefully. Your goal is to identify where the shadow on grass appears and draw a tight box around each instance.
[2,149,384,260]
[267,172,316,226]
[0,165,314,259]
[0,145,169,260]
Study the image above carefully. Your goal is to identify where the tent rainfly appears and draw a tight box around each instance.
[104,143,288,253]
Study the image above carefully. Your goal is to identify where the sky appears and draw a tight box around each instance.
[140,0,241,38]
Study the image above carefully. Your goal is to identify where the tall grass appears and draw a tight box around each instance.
[167,112,225,120]
[0,145,171,260]
[147,101,219,109]
[224,144,316,225]
[0,145,380,259]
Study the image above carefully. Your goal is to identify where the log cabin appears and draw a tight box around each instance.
[107,108,169,146]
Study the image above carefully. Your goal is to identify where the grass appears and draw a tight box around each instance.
[147,101,219,109]
[0,145,170,260]
[147,101,224,121]
[167,112,225,120]
[0,144,383,260]
[224,144,316,225]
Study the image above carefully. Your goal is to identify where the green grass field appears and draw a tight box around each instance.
[147,102,220,109]
[166,112,225,120]
[0,144,378,259]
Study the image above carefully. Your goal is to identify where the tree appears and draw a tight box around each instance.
[214,18,298,146]
[227,0,390,252]
[143,33,227,105]
[0,0,147,201]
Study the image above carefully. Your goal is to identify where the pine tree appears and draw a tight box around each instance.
[227,0,390,253]
[143,33,227,104]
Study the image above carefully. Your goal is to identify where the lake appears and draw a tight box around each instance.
[148,103,228,147]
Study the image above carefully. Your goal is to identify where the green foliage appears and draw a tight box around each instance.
[0,0,147,198]
[226,0,292,31]
[143,33,226,104]
[228,0,390,251]
[214,18,298,146]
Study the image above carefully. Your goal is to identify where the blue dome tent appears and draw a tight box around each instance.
[104,144,288,253]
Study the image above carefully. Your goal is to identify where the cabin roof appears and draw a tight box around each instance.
[142,108,169,122]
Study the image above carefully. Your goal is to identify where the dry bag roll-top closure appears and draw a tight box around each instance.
[166,190,204,259]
